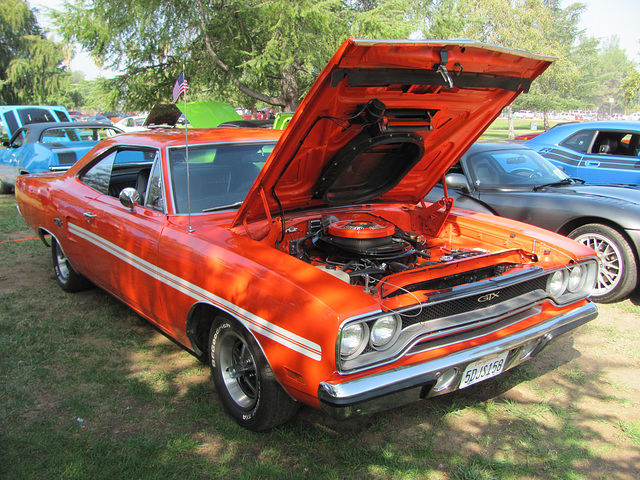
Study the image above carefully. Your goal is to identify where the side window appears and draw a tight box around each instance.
[18,108,56,125]
[81,148,157,197]
[592,132,628,155]
[560,130,595,153]
[42,128,76,143]
[3,111,18,139]
[11,130,27,148]
[81,152,116,194]
[144,157,164,212]
[617,133,638,156]
[54,110,70,122]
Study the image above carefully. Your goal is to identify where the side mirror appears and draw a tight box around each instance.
[119,187,140,212]
[445,173,471,192]
[2,141,10,148]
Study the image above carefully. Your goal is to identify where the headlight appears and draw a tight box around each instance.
[567,265,584,292]
[547,270,567,297]
[546,261,597,304]
[370,315,400,349]
[340,323,368,359]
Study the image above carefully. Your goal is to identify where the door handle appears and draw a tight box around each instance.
[585,161,600,167]
[83,212,97,220]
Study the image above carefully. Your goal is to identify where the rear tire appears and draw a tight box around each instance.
[209,315,299,431]
[568,224,637,303]
[52,239,92,292]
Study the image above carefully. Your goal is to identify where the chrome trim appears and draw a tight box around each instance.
[319,302,597,416]
[337,259,598,373]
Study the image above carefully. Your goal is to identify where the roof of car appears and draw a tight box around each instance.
[73,127,282,149]
[19,121,123,133]
[542,120,640,131]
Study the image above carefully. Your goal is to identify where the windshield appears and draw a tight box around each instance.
[168,142,274,214]
[466,148,568,188]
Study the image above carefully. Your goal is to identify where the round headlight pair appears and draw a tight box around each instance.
[547,265,587,298]
[340,314,401,360]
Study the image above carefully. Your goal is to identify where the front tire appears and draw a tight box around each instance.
[52,239,92,292]
[209,316,298,431]
[569,224,637,303]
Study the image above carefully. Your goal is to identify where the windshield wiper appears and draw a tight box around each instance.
[533,177,584,191]
[201,201,243,212]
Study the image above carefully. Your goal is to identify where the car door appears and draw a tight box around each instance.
[67,146,168,324]
[577,130,640,183]
[0,128,28,185]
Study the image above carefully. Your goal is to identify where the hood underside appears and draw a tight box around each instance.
[233,39,554,230]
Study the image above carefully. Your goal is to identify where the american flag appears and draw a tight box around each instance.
[172,70,189,102]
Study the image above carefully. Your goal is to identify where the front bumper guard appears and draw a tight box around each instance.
[318,302,597,418]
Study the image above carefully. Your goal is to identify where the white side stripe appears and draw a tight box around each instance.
[68,223,322,360]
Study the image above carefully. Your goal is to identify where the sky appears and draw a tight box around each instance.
[29,0,640,81]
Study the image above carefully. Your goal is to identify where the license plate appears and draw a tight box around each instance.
[459,351,508,389]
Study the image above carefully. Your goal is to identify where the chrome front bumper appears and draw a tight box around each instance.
[318,302,598,418]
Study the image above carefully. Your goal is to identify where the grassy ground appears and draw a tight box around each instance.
[1,190,639,479]
[481,118,554,141]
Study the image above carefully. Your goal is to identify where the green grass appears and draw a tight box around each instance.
[481,118,559,141]
[2,194,639,480]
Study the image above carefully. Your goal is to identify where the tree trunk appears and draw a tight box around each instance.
[507,106,514,140]
[281,66,300,111]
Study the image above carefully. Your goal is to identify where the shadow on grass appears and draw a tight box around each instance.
[1,214,639,479]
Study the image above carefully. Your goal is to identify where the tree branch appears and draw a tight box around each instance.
[195,0,286,108]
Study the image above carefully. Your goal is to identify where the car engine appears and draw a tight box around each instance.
[289,214,489,293]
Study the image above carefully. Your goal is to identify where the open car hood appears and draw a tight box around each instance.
[232,39,553,231]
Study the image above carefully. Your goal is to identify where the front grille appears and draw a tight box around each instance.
[384,263,517,298]
[400,275,549,329]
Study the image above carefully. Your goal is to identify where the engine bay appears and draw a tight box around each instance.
[285,212,510,296]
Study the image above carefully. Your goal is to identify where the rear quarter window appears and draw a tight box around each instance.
[559,129,595,153]
[17,108,57,125]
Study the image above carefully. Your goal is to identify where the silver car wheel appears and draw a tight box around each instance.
[55,247,72,281]
[574,232,622,296]
[218,331,258,409]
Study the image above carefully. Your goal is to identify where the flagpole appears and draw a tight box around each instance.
[183,66,193,234]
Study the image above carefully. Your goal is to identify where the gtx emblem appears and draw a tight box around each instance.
[478,292,500,303]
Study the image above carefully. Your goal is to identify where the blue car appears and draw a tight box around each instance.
[524,121,640,184]
[0,122,122,193]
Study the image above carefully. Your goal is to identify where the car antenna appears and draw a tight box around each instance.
[173,67,194,233]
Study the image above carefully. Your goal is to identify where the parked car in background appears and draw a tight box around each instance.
[15,39,598,431]
[70,114,90,122]
[525,121,640,184]
[0,105,71,141]
[87,115,112,124]
[0,122,122,193]
[114,115,148,132]
[426,141,640,303]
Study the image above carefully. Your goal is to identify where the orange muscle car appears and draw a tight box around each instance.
[16,39,598,431]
